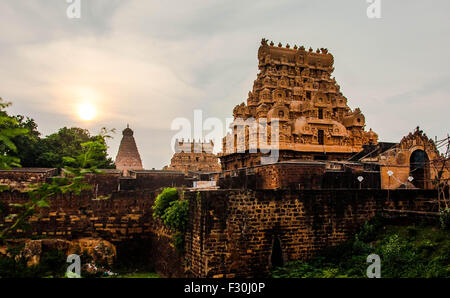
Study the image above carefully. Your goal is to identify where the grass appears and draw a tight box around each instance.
[107,272,161,278]
[272,218,450,278]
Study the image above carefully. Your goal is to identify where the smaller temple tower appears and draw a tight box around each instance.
[115,125,144,176]
[165,139,221,175]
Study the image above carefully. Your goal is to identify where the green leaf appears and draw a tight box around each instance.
[36,200,50,208]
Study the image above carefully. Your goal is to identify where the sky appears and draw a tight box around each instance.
[0,0,449,169]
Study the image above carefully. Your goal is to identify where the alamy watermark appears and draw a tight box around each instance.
[366,0,382,19]
[171,110,280,165]
[66,0,81,19]
[366,254,381,278]
[66,254,81,278]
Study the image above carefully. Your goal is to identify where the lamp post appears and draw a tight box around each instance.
[407,176,414,190]
[357,176,364,190]
[387,170,394,200]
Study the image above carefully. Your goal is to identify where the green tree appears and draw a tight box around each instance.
[0,130,112,241]
[8,115,42,168]
[0,98,30,169]
[0,97,114,241]
[36,127,115,169]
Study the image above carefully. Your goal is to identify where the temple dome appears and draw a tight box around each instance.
[122,125,134,136]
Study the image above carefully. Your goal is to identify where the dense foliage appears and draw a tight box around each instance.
[161,200,189,232]
[0,98,115,170]
[0,132,111,240]
[0,97,117,241]
[34,127,115,169]
[152,188,189,253]
[272,218,450,278]
[440,208,450,230]
[0,247,67,278]
[152,188,179,218]
[0,99,30,169]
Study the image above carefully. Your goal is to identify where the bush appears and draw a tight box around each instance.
[152,188,178,219]
[440,208,450,230]
[272,220,450,278]
[152,188,189,253]
[0,249,66,278]
[161,200,189,232]
[173,232,186,254]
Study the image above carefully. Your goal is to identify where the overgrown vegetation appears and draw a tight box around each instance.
[0,98,115,241]
[0,246,67,278]
[152,188,189,253]
[273,218,450,278]
[0,98,122,278]
[0,130,113,241]
[0,98,29,170]
[106,272,161,279]
[152,188,179,218]
[440,208,450,230]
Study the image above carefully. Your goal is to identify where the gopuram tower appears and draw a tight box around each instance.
[220,39,378,171]
[115,125,144,176]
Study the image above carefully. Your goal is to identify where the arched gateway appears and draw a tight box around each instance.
[410,149,430,189]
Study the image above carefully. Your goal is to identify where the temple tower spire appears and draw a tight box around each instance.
[115,125,143,176]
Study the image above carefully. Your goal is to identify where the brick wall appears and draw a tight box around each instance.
[218,162,380,190]
[0,169,58,191]
[0,189,184,277]
[0,179,438,278]
[129,171,191,190]
[184,189,437,278]
[0,190,154,240]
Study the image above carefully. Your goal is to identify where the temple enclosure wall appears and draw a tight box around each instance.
[0,189,184,277]
[0,180,439,277]
[184,189,438,278]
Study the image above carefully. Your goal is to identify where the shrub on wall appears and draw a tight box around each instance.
[152,187,189,253]
[440,208,450,230]
[152,187,178,219]
[161,200,189,232]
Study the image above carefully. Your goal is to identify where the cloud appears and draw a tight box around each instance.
[1,0,450,168]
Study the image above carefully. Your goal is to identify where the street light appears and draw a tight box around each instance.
[387,170,394,200]
[357,176,364,189]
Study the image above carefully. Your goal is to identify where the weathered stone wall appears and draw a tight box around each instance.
[0,190,154,241]
[184,189,437,278]
[218,162,380,190]
[0,189,184,277]
[254,163,325,189]
[0,174,438,278]
[84,172,121,196]
[129,171,191,191]
[0,169,58,191]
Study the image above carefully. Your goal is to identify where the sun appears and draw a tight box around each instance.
[77,102,97,121]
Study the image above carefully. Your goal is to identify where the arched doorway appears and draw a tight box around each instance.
[270,237,284,268]
[410,149,429,189]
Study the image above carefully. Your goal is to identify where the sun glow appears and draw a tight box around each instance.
[77,102,97,121]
